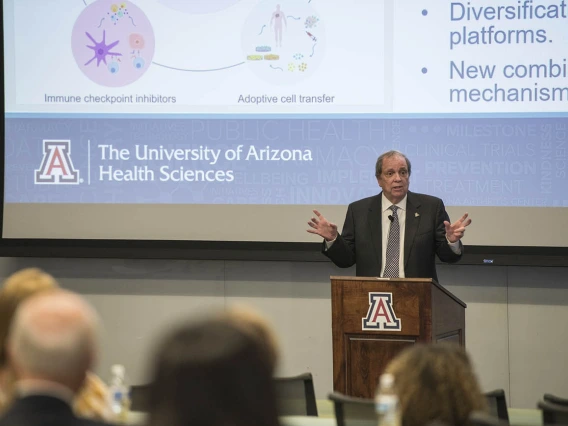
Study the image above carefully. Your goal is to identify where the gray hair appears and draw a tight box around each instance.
[8,290,100,385]
[375,150,412,177]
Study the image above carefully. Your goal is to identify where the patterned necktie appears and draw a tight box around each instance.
[383,205,400,278]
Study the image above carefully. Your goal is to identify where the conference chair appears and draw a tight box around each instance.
[484,389,510,424]
[544,393,568,407]
[328,391,376,426]
[538,400,568,425]
[130,383,152,412]
[274,372,318,416]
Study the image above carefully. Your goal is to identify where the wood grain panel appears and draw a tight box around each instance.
[331,276,466,398]
[346,335,415,398]
[432,285,466,346]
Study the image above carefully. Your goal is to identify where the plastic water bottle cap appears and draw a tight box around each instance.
[379,373,395,388]
[111,364,125,378]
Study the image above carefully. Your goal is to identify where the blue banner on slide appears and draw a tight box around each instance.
[4,116,567,207]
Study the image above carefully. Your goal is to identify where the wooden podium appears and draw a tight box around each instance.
[331,276,466,399]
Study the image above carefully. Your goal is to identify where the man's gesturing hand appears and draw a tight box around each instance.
[307,210,338,242]
[444,213,472,243]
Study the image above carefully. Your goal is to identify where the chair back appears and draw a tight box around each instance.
[130,383,152,412]
[544,394,568,407]
[538,400,568,425]
[484,389,509,424]
[274,373,318,416]
[328,392,376,426]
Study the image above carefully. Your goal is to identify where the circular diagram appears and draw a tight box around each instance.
[72,0,155,87]
[157,0,242,15]
[242,1,325,85]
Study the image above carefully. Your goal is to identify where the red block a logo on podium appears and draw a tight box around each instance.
[362,292,401,331]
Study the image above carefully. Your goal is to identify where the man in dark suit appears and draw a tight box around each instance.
[0,290,112,426]
[307,150,471,280]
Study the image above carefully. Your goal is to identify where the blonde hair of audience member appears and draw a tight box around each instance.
[0,268,59,369]
[382,344,487,426]
[0,268,111,420]
[222,305,280,373]
[147,316,280,426]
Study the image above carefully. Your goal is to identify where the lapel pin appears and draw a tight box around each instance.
[415,212,420,217]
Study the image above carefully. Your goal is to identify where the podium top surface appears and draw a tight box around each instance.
[329,276,466,308]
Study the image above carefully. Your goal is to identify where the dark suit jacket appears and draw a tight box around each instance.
[323,191,462,280]
[0,395,113,426]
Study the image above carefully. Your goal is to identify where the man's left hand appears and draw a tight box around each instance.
[444,213,471,243]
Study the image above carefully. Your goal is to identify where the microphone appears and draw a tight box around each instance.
[388,215,394,222]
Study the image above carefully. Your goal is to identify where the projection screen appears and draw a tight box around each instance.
[3,0,568,249]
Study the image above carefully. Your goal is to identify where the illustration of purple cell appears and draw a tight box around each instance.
[84,30,122,67]
[72,0,155,87]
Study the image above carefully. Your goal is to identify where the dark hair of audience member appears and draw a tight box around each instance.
[147,318,280,426]
[383,343,487,426]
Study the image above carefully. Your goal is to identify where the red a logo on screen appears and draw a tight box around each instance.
[362,292,401,331]
[35,140,80,184]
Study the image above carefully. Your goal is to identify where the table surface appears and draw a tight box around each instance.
[281,408,541,426]
[128,405,542,426]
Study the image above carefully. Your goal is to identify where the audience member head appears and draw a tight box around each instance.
[148,315,280,426]
[7,290,100,394]
[382,343,487,426]
[0,268,59,368]
[222,305,280,373]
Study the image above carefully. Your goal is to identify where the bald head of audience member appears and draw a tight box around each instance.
[6,290,100,394]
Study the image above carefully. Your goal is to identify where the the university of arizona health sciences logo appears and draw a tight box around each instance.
[362,292,401,331]
[35,140,80,184]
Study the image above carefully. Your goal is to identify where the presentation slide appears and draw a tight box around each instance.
[3,0,568,247]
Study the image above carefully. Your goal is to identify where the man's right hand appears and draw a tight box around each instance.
[307,209,338,242]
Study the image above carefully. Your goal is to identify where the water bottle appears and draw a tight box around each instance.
[108,364,131,424]
[375,373,400,426]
